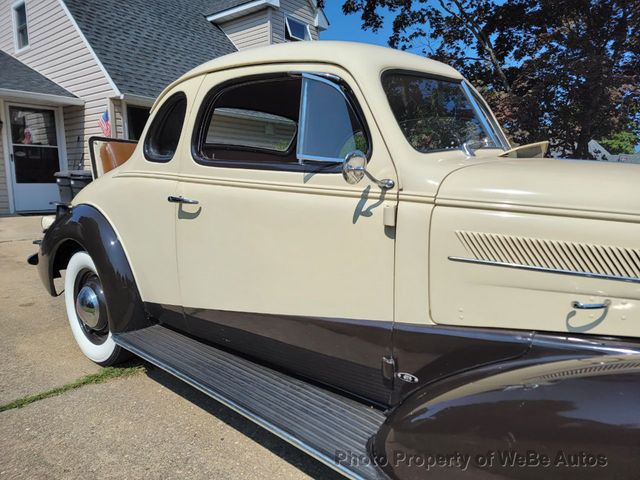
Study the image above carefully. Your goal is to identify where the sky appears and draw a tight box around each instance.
[320,2,392,47]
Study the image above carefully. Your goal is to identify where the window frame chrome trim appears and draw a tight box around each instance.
[296,72,370,165]
[448,256,640,284]
[461,81,507,150]
[462,81,510,150]
[296,75,310,164]
[297,153,343,163]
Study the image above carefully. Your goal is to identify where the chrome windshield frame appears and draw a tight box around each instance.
[461,80,510,151]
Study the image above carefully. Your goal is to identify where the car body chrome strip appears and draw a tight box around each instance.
[448,256,640,284]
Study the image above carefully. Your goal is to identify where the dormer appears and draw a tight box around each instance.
[206,0,328,50]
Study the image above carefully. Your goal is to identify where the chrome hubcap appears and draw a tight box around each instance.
[74,270,108,342]
[75,286,100,329]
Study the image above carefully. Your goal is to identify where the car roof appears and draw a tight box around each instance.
[154,41,463,109]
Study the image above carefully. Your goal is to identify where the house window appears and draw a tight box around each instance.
[126,105,150,141]
[13,2,29,50]
[285,16,311,41]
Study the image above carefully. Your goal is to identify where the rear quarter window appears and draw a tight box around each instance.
[144,92,187,162]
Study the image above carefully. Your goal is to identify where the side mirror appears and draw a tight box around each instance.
[342,151,366,184]
[342,151,395,190]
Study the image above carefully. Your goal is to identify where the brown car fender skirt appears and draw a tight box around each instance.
[371,354,640,479]
[37,204,151,333]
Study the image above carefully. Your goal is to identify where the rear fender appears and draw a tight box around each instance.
[38,204,151,333]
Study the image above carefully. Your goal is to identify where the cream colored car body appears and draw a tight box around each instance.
[75,41,640,338]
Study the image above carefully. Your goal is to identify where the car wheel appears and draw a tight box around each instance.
[64,251,130,366]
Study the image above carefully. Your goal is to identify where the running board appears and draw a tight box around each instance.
[113,325,387,480]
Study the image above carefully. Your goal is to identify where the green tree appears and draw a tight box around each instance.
[341,0,640,158]
[600,131,638,154]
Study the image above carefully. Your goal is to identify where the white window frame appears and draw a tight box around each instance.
[12,0,29,52]
[284,15,312,42]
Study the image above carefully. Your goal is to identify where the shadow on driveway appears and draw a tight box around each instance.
[146,365,345,480]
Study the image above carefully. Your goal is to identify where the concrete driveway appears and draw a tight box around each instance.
[0,215,341,480]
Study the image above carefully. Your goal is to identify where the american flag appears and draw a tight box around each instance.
[98,110,111,137]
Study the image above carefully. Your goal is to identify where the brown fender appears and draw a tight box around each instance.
[36,204,152,333]
[372,354,640,479]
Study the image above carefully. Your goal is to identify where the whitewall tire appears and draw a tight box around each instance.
[64,251,129,366]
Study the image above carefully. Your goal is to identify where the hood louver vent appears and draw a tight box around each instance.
[454,231,640,283]
[537,361,640,381]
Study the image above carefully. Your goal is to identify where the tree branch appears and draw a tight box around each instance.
[445,0,511,91]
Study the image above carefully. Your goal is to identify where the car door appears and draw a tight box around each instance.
[174,64,398,405]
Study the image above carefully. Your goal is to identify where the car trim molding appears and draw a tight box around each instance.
[448,256,640,284]
[436,198,640,223]
[115,171,384,198]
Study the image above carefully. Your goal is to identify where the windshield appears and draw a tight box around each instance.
[382,72,506,153]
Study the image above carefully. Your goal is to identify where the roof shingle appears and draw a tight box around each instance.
[63,0,238,99]
[203,0,254,16]
[0,50,76,98]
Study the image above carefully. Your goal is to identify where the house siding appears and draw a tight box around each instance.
[0,100,9,214]
[219,10,271,50]
[0,0,117,171]
[112,99,125,139]
[207,112,296,151]
[272,0,320,43]
[62,104,86,169]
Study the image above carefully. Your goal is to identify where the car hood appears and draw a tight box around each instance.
[436,157,640,219]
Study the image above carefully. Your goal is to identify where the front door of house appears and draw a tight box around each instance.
[7,105,63,211]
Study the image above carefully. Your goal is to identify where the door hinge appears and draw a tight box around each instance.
[382,355,396,387]
[383,204,397,227]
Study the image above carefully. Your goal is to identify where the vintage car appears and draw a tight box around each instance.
[31,42,640,479]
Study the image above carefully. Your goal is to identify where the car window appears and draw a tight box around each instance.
[195,76,300,164]
[382,72,503,153]
[144,92,187,162]
[193,73,370,170]
[297,75,369,163]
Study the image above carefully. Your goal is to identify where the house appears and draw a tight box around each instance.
[0,0,328,213]
[588,139,640,165]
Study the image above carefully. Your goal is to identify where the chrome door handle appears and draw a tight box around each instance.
[167,195,199,205]
[572,300,611,310]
